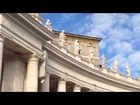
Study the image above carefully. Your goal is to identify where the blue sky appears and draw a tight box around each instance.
[40,13,140,78]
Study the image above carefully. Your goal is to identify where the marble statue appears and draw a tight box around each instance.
[88,46,95,62]
[74,39,82,55]
[126,65,131,76]
[79,44,83,55]
[102,53,106,68]
[113,59,118,71]
[45,19,52,31]
[59,30,66,47]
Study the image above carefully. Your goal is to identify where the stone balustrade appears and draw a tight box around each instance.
[107,69,115,76]
[120,74,128,81]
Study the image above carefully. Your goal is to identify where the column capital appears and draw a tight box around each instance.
[73,84,81,92]
[74,84,81,88]
[58,78,66,84]
[22,53,39,63]
[29,53,38,58]
[28,53,39,63]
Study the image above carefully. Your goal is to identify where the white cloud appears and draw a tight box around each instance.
[99,40,106,50]
[128,51,140,67]
[106,28,133,43]
[106,49,140,77]
[86,28,105,38]
[60,13,78,23]
[131,14,140,28]
[85,13,115,34]
[107,41,134,54]
[107,53,127,69]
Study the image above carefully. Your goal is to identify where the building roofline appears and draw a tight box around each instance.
[52,30,102,42]
[17,13,57,40]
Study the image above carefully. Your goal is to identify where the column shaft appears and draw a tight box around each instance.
[57,78,66,92]
[24,54,39,92]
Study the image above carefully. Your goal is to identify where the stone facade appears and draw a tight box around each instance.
[0,13,140,92]
[53,30,101,65]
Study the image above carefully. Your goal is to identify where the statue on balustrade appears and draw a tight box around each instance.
[126,65,131,76]
[74,39,82,55]
[45,19,52,31]
[59,30,66,47]
[102,53,106,68]
[88,46,95,63]
[113,59,118,72]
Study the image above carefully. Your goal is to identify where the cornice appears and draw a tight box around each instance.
[1,26,44,56]
[43,42,140,91]
[6,13,57,41]
[53,30,102,42]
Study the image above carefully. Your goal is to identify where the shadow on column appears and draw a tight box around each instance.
[50,74,60,92]
[66,81,75,92]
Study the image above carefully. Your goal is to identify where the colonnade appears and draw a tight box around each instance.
[0,34,41,92]
[39,74,94,92]
[57,78,81,92]
[0,34,96,92]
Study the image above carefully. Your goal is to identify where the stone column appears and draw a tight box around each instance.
[57,78,66,92]
[0,35,5,89]
[24,54,39,92]
[40,73,50,92]
[73,85,81,92]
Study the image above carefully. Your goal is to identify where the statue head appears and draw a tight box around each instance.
[62,30,65,33]
[47,19,50,22]
[126,64,129,69]
[46,19,51,26]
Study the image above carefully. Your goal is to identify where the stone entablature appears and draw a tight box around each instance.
[17,13,57,41]
[0,13,57,56]
[1,16,42,49]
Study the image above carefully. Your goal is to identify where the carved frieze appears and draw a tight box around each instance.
[1,17,42,49]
